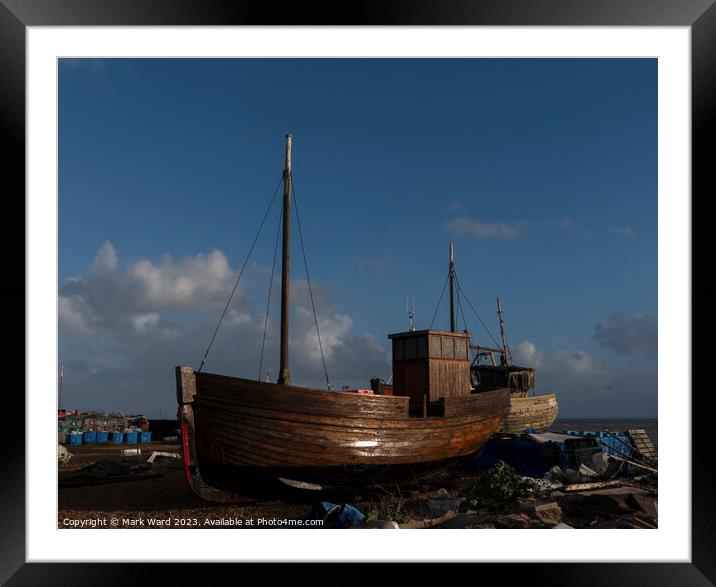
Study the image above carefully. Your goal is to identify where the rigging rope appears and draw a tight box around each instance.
[456,280,468,334]
[258,203,283,381]
[429,272,450,330]
[453,270,502,349]
[292,181,331,389]
[197,176,283,372]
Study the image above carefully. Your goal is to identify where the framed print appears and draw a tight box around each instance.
[5,0,714,583]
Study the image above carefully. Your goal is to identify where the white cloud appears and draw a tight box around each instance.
[513,340,595,376]
[59,243,392,416]
[513,340,542,367]
[552,349,596,376]
[592,313,656,360]
[129,249,234,312]
[130,313,159,331]
[510,338,655,417]
[58,295,94,335]
[92,241,118,272]
[443,217,522,239]
[294,308,353,362]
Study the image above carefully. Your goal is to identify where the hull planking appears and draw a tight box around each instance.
[176,367,510,499]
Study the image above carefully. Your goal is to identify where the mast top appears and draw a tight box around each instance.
[284,134,292,173]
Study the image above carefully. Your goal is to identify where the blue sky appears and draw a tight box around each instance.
[59,58,657,418]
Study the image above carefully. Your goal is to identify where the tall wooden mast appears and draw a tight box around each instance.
[449,241,456,332]
[496,296,508,366]
[278,134,292,385]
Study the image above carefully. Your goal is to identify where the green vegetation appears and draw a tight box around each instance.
[465,460,538,508]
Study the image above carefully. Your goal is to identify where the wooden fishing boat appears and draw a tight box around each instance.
[176,135,510,501]
[471,299,558,434]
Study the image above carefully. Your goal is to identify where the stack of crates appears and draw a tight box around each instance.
[563,430,633,459]
[66,432,83,446]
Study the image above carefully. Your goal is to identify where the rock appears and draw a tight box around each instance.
[590,452,610,475]
[58,445,72,465]
[545,465,567,483]
[427,496,466,516]
[552,522,573,529]
[578,464,599,479]
[564,468,581,483]
[437,488,449,496]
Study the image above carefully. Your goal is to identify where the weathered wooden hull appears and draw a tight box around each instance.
[497,393,559,434]
[176,367,510,500]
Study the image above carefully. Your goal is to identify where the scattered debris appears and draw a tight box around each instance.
[122,448,142,456]
[557,487,655,519]
[399,511,459,529]
[533,502,563,524]
[563,480,623,492]
[302,502,365,529]
[277,477,323,490]
[58,444,72,465]
[427,496,467,516]
[147,451,181,463]
[58,459,162,488]
[626,429,658,463]
[578,463,599,478]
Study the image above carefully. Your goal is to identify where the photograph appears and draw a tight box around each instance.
[57,57,659,531]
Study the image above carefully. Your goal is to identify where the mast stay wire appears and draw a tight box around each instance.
[197,175,283,372]
[258,202,283,381]
[429,273,450,330]
[292,180,331,389]
[453,269,502,349]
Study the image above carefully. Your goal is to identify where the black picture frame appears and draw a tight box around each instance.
[4,1,713,584]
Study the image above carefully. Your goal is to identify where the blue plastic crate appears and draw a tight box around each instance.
[110,431,124,444]
[124,431,138,444]
[598,435,633,458]
[66,433,83,446]
[83,431,97,443]
[96,431,108,443]
[138,431,152,443]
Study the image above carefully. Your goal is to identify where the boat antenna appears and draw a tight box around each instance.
[278,134,292,385]
[407,297,416,331]
[496,296,512,366]
[449,241,456,332]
